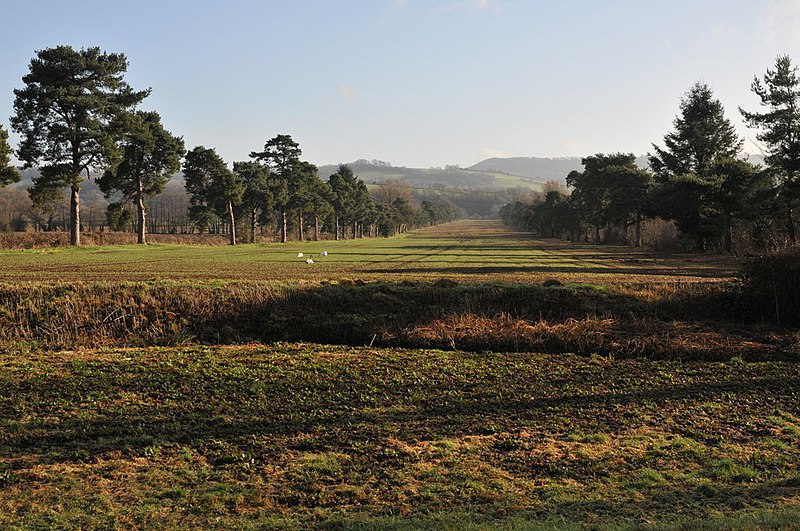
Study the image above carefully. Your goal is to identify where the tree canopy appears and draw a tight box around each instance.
[0,124,20,188]
[97,111,185,244]
[10,45,150,245]
[740,55,800,246]
[650,82,742,180]
[184,146,243,245]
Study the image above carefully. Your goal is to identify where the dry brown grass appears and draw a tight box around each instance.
[0,231,232,248]
[402,313,799,360]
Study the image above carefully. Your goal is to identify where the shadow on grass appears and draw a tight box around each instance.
[0,279,768,356]
[363,264,735,278]
[3,357,798,463]
[3,346,798,525]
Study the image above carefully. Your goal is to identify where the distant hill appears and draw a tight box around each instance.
[468,156,652,180]
[317,159,547,192]
[468,157,583,181]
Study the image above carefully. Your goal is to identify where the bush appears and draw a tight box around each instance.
[741,248,800,326]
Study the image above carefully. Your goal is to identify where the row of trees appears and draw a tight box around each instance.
[501,55,800,252]
[0,46,460,245]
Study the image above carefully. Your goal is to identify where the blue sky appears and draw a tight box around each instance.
[1,0,798,168]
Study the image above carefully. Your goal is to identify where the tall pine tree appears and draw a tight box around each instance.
[11,46,149,245]
[649,82,743,250]
[250,135,302,243]
[740,55,800,246]
[97,111,185,244]
[0,124,20,187]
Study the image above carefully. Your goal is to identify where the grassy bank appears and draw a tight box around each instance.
[1,344,799,528]
[2,279,794,360]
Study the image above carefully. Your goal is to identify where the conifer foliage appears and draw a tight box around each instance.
[10,46,150,245]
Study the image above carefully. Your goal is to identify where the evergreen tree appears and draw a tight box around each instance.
[649,82,743,249]
[740,55,800,246]
[96,111,185,244]
[184,146,243,245]
[0,124,20,187]
[232,161,272,243]
[328,164,357,240]
[11,46,149,245]
[250,135,302,243]
[305,177,333,241]
[708,158,771,252]
[351,180,374,237]
[567,153,652,245]
[288,161,319,241]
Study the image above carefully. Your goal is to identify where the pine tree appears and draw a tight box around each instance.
[740,55,800,246]
[0,124,20,188]
[97,111,185,244]
[250,135,302,243]
[649,82,742,249]
[184,146,243,245]
[11,46,149,245]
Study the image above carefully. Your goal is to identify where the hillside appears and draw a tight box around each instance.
[317,159,547,192]
[469,155,651,180]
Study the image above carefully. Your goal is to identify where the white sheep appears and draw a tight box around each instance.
[306,257,314,264]
[320,251,328,257]
[297,252,304,258]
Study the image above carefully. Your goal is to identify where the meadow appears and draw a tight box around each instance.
[0,220,736,284]
[1,221,798,529]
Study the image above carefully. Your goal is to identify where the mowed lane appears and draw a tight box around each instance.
[0,220,737,284]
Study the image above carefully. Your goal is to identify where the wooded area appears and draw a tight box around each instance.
[0,46,462,245]
[501,58,800,253]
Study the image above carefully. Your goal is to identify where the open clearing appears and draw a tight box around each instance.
[0,220,737,284]
[1,222,797,529]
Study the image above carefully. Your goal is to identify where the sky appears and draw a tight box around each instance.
[1,0,799,169]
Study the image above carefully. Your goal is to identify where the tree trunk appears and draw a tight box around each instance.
[298,211,304,241]
[314,215,319,241]
[695,233,705,252]
[228,201,237,245]
[722,210,732,253]
[137,179,147,244]
[70,184,81,246]
[635,211,642,248]
[280,211,287,243]
[334,212,340,241]
[787,201,797,247]
[250,207,257,243]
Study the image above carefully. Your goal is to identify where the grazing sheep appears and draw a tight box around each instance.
[321,251,328,257]
[306,257,314,264]
[297,252,304,258]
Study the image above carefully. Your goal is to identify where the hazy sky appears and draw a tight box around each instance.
[1,0,798,168]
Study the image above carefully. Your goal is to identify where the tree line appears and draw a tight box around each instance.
[0,46,461,245]
[500,55,800,253]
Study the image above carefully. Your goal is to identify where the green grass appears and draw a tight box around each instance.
[0,220,738,284]
[0,221,794,529]
[1,344,798,528]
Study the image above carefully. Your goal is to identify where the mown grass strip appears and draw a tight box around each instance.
[0,220,737,284]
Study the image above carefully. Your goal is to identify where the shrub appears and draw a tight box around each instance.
[741,248,800,326]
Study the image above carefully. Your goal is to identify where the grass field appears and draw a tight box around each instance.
[1,345,799,529]
[1,221,798,529]
[0,220,737,284]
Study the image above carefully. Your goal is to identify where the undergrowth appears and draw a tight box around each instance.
[1,279,790,360]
